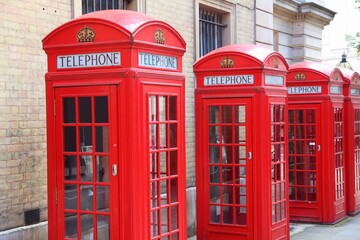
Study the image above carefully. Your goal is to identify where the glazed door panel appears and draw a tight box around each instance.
[55,86,119,240]
[288,104,321,220]
[202,98,253,240]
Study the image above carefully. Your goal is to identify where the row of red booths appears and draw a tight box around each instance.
[193,45,360,240]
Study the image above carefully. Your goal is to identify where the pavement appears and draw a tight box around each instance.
[187,213,360,240]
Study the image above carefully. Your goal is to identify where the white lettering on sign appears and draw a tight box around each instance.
[265,75,284,86]
[138,52,177,70]
[204,75,254,86]
[351,88,360,96]
[57,52,121,69]
[288,86,322,94]
[330,86,341,94]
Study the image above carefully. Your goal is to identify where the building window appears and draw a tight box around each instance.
[199,7,227,57]
[73,0,141,18]
[82,0,122,14]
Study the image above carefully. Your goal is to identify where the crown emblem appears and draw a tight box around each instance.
[273,58,279,68]
[220,57,234,68]
[294,73,306,81]
[154,29,165,44]
[76,25,96,43]
[354,76,359,84]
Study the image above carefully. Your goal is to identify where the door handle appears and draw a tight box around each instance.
[317,145,321,151]
[248,152,252,160]
[112,164,118,176]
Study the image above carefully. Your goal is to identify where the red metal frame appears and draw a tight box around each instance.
[286,62,347,223]
[341,68,360,215]
[194,44,289,240]
[43,10,186,240]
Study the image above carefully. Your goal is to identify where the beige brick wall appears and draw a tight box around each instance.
[0,1,71,231]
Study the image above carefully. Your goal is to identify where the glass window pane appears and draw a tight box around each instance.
[222,206,233,224]
[169,123,177,147]
[288,110,294,123]
[96,126,109,153]
[170,151,177,176]
[209,146,220,164]
[97,156,109,182]
[306,109,316,123]
[64,155,77,181]
[150,152,158,179]
[95,96,108,123]
[235,126,246,143]
[149,96,157,122]
[79,97,92,123]
[63,97,76,123]
[169,96,177,120]
[297,187,306,200]
[235,106,246,123]
[150,210,159,237]
[159,96,167,121]
[209,126,219,143]
[222,166,233,183]
[64,127,76,152]
[170,178,178,203]
[222,146,233,164]
[210,205,220,223]
[81,214,93,239]
[65,212,78,238]
[222,106,232,123]
[160,124,167,148]
[210,186,220,203]
[222,186,233,204]
[150,181,158,208]
[160,152,167,178]
[80,156,93,181]
[79,126,92,152]
[171,205,178,231]
[236,207,246,225]
[237,146,246,164]
[209,106,219,123]
[222,126,232,143]
[295,110,304,123]
[65,184,77,210]
[80,185,93,210]
[210,166,220,183]
[97,186,110,212]
[97,215,109,240]
[161,208,169,234]
[150,124,157,149]
[160,180,168,204]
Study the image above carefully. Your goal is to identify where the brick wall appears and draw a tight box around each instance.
[0,1,71,231]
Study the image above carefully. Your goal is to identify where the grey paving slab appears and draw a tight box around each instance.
[187,214,360,240]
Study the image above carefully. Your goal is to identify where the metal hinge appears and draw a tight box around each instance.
[55,187,58,205]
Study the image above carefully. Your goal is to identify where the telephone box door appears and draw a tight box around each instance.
[288,104,321,221]
[201,98,253,240]
[55,86,119,240]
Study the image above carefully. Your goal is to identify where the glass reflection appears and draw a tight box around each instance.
[80,185,93,211]
[96,156,109,182]
[209,106,219,124]
[79,97,92,123]
[149,96,157,122]
[65,184,77,210]
[64,155,77,181]
[97,215,109,240]
[63,97,75,123]
[235,106,246,123]
[95,96,108,123]
[65,213,78,238]
[81,214,93,239]
[96,126,109,153]
[159,96,167,121]
[97,186,110,212]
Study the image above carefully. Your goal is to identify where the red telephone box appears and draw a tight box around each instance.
[286,62,347,223]
[341,68,360,215]
[42,10,187,240]
[194,44,289,240]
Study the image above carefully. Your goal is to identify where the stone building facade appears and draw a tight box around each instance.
[0,0,335,239]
